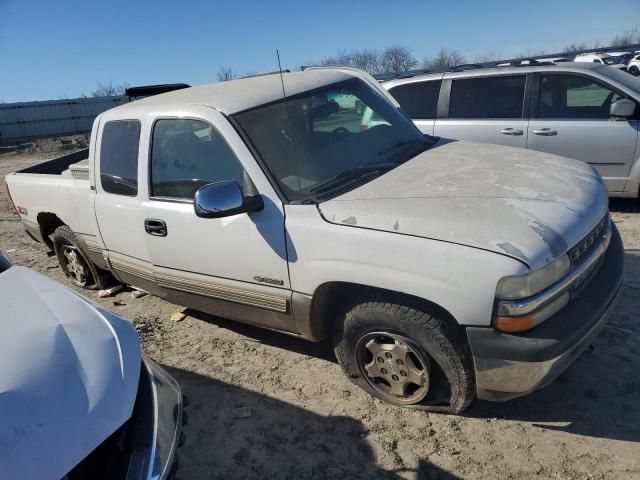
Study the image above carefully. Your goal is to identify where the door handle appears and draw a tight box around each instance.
[144,218,167,237]
[532,128,558,136]
[500,128,524,136]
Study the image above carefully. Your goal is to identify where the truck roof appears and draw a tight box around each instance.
[109,69,355,116]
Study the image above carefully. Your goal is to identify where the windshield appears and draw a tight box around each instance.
[233,78,434,203]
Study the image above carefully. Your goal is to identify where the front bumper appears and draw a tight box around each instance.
[467,223,624,401]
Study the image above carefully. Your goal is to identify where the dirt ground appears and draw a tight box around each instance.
[1,140,639,480]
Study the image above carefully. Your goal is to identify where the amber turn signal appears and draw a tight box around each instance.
[495,315,535,333]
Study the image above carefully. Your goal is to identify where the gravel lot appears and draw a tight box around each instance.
[1,140,639,480]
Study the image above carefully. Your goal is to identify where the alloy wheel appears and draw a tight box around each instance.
[356,332,430,405]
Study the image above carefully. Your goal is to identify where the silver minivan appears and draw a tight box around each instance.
[382,63,640,197]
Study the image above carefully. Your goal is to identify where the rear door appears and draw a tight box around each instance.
[528,72,639,192]
[387,78,442,135]
[93,116,160,294]
[434,74,529,148]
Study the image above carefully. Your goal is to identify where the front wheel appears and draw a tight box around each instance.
[630,66,639,76]
[333,298,476,413]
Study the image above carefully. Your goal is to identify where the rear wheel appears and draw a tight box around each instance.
[334,297,476,413]
[630,66,639,76]
[52,225,111,289]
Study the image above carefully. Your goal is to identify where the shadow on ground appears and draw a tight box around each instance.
[167,365,459,480]
[610,198,640,213]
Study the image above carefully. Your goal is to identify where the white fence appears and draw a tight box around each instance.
[0,96,127,143]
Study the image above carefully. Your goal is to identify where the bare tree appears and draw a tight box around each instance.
[423,48,466,69]
[351,49,382,74]
[380,45,418,73]
[217,67,236,82]
[321,50,355,68]
[85,81,130,97]
[611,28,640,47]
[472,52,499,64]
[562,42,588,53]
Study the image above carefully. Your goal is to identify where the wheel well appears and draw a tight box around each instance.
[37,212,65,250]
[308,282,460,341]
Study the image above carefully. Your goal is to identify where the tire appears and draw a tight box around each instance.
[333,297,476,414]
[630,66,639,76]
[52,225,112,290]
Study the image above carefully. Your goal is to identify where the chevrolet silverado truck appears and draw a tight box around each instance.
[5,67,624,413]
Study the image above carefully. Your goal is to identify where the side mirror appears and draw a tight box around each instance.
[194,180,263,219]
[610,98,636,120]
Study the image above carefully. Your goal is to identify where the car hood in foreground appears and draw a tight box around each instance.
[319,140,608,269]
[0,267,141,480]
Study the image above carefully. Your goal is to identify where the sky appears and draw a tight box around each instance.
[1,0,639,103]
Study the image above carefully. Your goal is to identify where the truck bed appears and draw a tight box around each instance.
[17,148,89,176]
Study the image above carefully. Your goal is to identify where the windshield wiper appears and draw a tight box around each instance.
[309,162,398,195]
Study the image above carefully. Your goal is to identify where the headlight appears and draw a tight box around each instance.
[496,254,570,300]
[494,254,571,333]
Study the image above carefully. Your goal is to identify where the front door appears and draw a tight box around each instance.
[528,73,639,192]
[142,110,293,332]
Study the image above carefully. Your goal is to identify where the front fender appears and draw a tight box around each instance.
[286,205,527,328]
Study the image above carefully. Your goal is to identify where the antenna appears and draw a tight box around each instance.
[277,49,287,98]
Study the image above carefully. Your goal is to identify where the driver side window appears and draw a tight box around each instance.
[150,118,244,200]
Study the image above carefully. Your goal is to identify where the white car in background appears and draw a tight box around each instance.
[628,54,640,76]
[574,53,627,70]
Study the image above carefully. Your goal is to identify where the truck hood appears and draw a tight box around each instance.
[319,140,608,269]
[0,267,141,480]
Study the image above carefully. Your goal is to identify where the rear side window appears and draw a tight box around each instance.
[537,74,623,119]
[449,75,526,119]
[389,80,442,119]
[150,118,244,200]
[100,120,141,196]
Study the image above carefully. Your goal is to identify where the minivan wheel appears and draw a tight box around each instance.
[52,225,112,290]
[334,298,476,414]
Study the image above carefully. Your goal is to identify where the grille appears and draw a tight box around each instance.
[569,215,609,265]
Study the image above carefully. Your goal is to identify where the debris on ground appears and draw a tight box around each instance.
[6,249,16,253]
[98,284,123,298]
[232,407,252,419]
[170,312,187,322]
[131,288,148,299]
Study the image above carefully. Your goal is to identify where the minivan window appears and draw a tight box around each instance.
[389,80,442,119]
[449,75,526,119]
[100,120,141,196]
[234,78,433,203]
[150,118,244,200]
[537,74,623,119]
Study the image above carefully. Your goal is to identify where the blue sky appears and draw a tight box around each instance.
[1,0,639,102]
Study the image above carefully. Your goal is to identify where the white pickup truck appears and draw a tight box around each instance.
[5,67,624,413]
